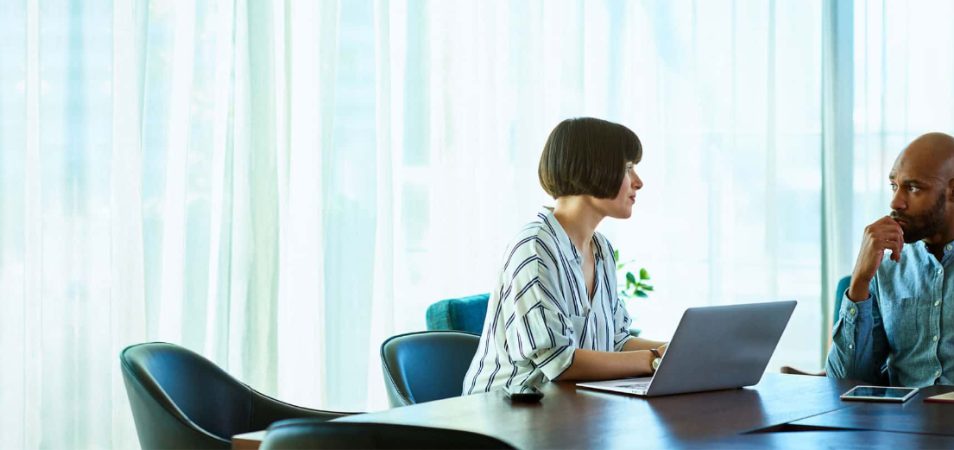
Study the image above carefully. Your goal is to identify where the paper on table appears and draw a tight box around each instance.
[923,391,954,404]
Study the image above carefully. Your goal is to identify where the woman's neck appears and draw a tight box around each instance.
[552,196,604,253]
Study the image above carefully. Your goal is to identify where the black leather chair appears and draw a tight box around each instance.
[260,418,515,450]
[121,342,351,449]
[380,331,479,407]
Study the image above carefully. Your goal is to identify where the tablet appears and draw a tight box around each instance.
[840,385,919,402]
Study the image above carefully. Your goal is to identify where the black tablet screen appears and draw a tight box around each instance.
[848,387,913,398]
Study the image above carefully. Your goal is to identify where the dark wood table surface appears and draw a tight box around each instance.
[784,385,954,436]
[335,374,858,448]
[234,374,954,449]
[709,430,954,449]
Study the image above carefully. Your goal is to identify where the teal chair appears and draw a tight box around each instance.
[425,293,642,337]
[380,331,480,407]
[831,275,851,321]
[425,294,490,335]
[780,275,851,376]
[121,343,352,450]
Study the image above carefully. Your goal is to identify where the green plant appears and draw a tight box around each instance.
[614,249,653,299]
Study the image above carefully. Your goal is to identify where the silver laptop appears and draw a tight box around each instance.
[577,300,796,397]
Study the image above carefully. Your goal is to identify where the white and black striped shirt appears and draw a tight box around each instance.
[462,207,634,394]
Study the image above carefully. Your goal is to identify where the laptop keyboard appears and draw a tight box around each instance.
[618,381,651,390]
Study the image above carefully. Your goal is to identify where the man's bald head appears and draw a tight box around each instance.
[895,132,954,180]
[911,132,954,149]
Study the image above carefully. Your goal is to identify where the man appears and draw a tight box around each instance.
[827,132,954,387]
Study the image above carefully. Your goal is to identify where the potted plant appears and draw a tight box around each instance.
[614,249,652,336]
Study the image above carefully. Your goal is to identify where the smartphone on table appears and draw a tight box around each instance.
[840,385,919,403]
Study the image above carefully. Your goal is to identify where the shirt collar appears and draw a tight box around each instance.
[940,239,954,265]
[539,206,602,263]
[540,206,580,262]
[907,239,954,266]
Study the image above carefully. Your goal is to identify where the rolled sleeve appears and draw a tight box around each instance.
[827,281,888,383]
[838,291,872,327]
[505,281,575,380]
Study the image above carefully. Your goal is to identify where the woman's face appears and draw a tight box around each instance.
[595,161,643,219]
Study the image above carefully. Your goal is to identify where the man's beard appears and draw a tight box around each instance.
[891,193,947,243]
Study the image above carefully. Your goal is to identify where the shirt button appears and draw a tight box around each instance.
[946,244,953,252]
[848,344,854,350]
[938,269,944,275]
[934,335,939,342]
[849,307,856,316]
[937,370,942,377]
[936,300,942,307]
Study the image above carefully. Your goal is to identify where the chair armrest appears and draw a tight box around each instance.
[780,366,827,377]
[249,388,360,430]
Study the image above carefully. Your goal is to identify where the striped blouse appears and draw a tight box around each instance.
[462,207,634,394]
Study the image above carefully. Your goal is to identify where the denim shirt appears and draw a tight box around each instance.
[826,240,954,387]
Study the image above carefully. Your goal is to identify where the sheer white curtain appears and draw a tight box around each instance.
[6,0,920,448]
[852,0,954,239]
[817,0,954,351]
[0,1,342,448]
[364,0,826,383]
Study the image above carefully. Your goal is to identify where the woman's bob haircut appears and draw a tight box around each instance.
[538,117,642,199]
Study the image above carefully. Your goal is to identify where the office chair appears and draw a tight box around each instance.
[121,342,352,449]
[780,275,851,376]
[380,331,480,407]
[260,418,515,449]
[425,293,490,335]
[424,293,641,337]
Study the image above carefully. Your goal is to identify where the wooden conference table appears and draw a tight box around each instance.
[233,374,954,449]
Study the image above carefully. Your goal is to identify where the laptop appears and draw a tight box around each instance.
[576,300,796,397]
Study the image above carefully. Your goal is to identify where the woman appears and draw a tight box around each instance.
[463,117,668,395]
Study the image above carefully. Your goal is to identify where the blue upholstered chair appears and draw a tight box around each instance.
[424,293,644,337]
[832,275,851,322]
[780,275,851,376]
[380,331,480,407]
[121,342,352,450]
[425,293,490,335]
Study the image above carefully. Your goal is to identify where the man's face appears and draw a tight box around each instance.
[890,189,946,243]
[888,151,951,243]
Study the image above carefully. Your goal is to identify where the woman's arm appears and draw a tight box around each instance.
[554,348,656,381]
[621,337,667,352]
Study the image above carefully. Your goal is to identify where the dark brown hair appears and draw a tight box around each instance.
[538,117,642,199]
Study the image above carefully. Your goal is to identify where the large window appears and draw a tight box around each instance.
[2,1,952,448]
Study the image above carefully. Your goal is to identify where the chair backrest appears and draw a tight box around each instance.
[380,331,480,407]
[425,294,490,335]
[833,275,851,321]
[120,342,253,449]
[261,419,515,450]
